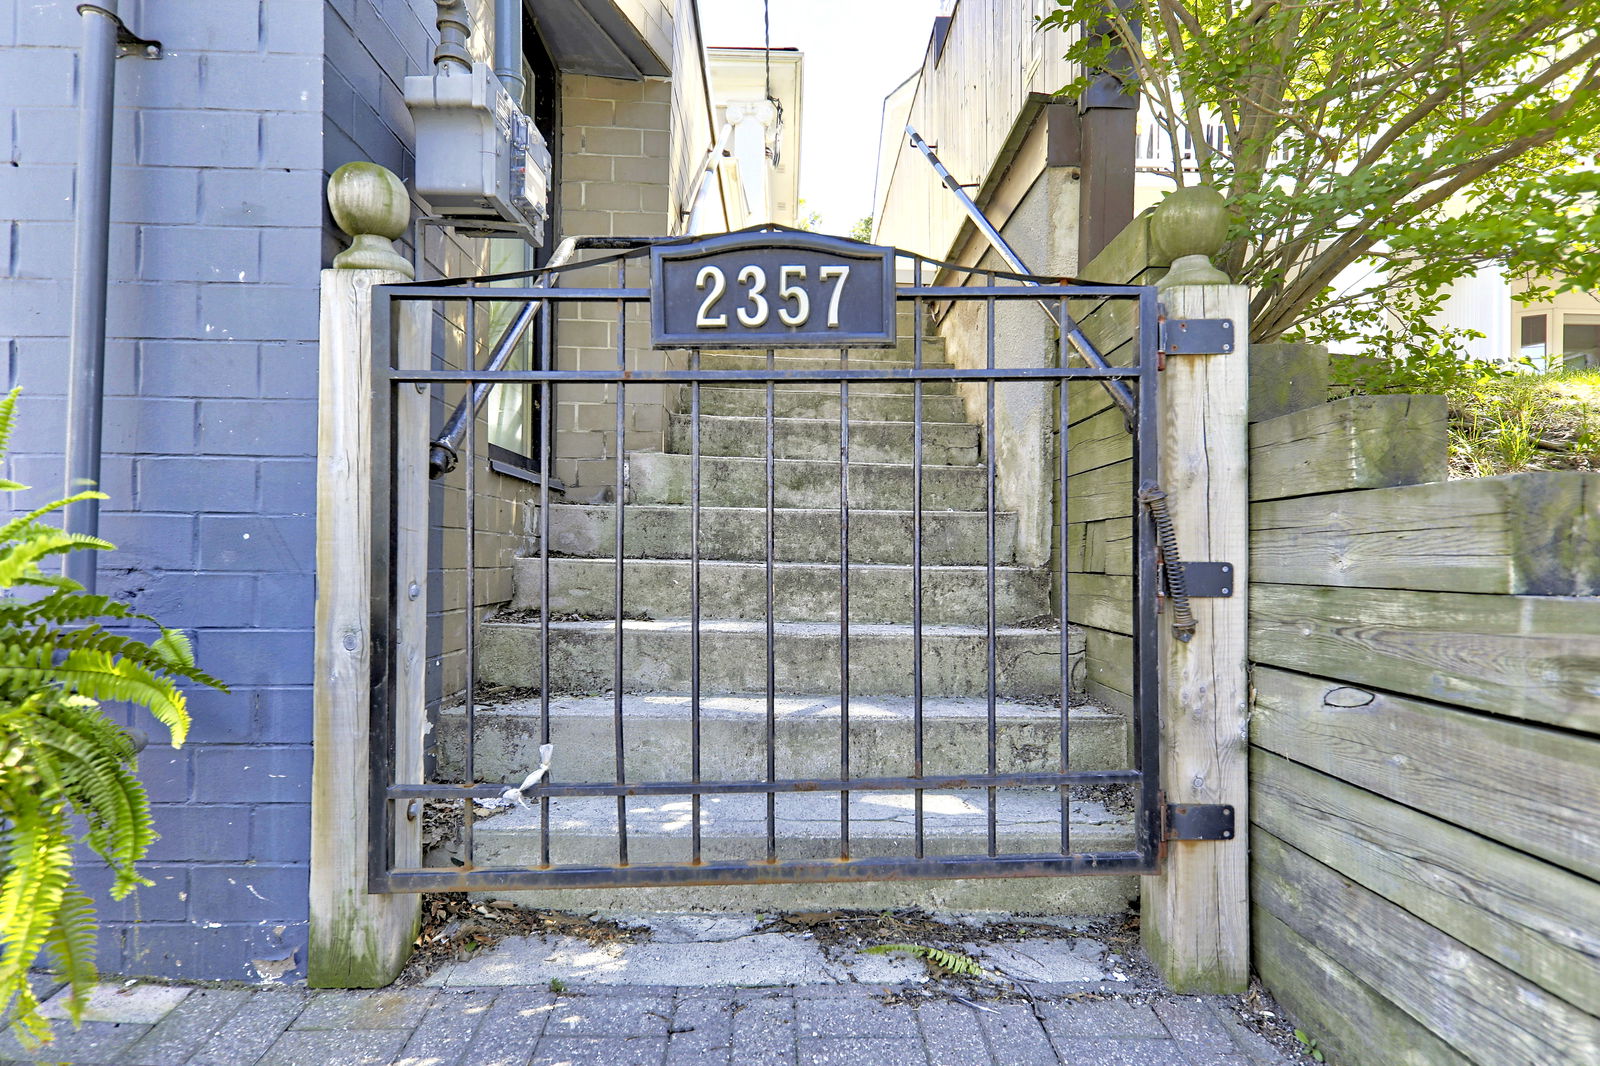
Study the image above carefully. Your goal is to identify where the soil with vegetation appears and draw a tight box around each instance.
[1334,354,1600,477]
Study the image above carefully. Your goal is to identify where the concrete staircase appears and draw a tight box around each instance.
[439,335,1138,914]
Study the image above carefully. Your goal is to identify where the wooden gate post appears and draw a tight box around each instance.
[309,163,426,987]
[1141,187,1251,993]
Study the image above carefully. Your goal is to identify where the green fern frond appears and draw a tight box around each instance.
[0,387,17,458]
[863,943,991,979]
[0,386,225,1044]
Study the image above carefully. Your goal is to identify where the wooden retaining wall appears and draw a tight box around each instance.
[1245,347,1600,1065]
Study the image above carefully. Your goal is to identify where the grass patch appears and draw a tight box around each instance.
[1332,353,1600,477]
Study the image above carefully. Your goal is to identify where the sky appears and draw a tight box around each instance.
[696,0,949,233]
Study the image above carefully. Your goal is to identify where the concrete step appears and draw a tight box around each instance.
[626,452,989,510]
[703,379,959,397]
[437,790,1137,914]
[693,385,967,422]
[511,557,1052,625]
[436,694,1128,785]
[666,413,979,465]
[545,504,1019,566]
[694,335,945,365]
[477,618,1083,698]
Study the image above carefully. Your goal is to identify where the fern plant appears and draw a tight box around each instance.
[0,388,225,1046]
[864,943,992,980]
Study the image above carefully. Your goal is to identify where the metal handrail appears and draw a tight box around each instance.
[904,125,1138,422]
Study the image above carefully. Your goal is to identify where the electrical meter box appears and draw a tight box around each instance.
[404,63,551,245]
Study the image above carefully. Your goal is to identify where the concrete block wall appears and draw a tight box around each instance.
[1,0,326,980]
[553,74,677,499]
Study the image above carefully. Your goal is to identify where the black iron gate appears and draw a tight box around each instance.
[367,230,1162,893]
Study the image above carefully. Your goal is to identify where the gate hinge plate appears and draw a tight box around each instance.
[1164,803,1236,841]
[1181,561,1235,597]
[1158,317,1234,356]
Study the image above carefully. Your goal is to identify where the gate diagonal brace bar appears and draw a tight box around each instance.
[1164,803,1236,841]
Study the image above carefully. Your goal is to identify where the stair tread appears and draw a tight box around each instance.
[484,618,1066,637]
[539,558,1046,575]
[451,692,1116,722]
[671,411,973,429]
[551,502,1019,518]
[474,791,1132,841]
[631,452,987,473]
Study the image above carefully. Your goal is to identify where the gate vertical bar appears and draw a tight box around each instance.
[462,293,478,869]
[538,295,553,866]
[1057,296,1072,854]
[765,348,777,862]
[690,345,703,863]
[838,345,851,860]
[984,292,997,856]
[911,287,925,858]
[613,259,628,866]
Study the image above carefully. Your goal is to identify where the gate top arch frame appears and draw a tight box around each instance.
[365,227,1165,894]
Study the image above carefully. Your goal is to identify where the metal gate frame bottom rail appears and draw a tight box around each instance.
[374,851,1157,893]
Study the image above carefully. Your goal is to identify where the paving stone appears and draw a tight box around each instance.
[666,992,734,1064]
[458,990,555,1066]
[39,982,189,1023]
[0,1020,151,1063]
[292,988,437,1029]
[394,990,498,1066]
[1153,997,1238,1046]
[185,990,308,1066]
[123,987,252,1064]
[916,999,992,1066]
[531,1035,668,1065]
[730,994,796,1065]
[799,1036,930,1066]
[974,1002,1059,1066]
[1039,997,1167,1038]
[795,996,919,1038]
[1053,1036,1187,1064]
[543,993,673,1037]
[257,1026,412,1066]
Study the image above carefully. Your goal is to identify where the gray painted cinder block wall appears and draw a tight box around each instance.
[2,0,326,981]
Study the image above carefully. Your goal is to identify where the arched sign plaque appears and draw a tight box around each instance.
[651,231,897,348]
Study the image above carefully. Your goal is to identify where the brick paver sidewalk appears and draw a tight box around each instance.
[2,981,1297,1065]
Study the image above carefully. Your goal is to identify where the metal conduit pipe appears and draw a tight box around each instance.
[63,2,123,593]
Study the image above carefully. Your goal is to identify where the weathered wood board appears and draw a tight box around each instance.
[1066,572,1132,635]
[1253,906,1473,1066]
[1250,583,1600,732]
[1250,394,1447,501]
[1254,830,1600,1065]
[1252,748,1600,1011]
[1065,458,1133,524]
[1251,472,1600,595]
[1248,341,1329,424]
[1249,666,1600,881]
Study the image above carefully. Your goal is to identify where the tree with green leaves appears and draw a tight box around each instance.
[1041,0,1600,345]
[0,388,225,1046]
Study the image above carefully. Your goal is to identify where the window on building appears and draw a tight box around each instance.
[1562,314,1600,370]
[1519,314,1548,364]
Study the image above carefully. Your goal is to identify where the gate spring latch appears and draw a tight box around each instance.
[1139,481,1196,643]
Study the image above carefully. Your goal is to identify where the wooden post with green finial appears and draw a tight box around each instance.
[1141,184,1252,994]
[309,162,426,986]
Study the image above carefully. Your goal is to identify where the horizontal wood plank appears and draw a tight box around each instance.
[1253,906,1473,1066]
[1066,572,1132,635]
[1066,458,1133,523]
[1252,748,1600,1012]
[1067,405,1135,477]
[1249,666,1600,880]
[1251,472,1600,595]
[1251,583,1600,732]
[1254,830,1600,1066]
[1248,341,1329,424]
[1250,395,1448,501]
[1081,626,1133,712]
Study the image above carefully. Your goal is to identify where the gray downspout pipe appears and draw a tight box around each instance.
[64,1,122,593]
[494,0,525,103]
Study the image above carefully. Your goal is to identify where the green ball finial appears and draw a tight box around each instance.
[1151,185,1231,288]
[328,162,414,277]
